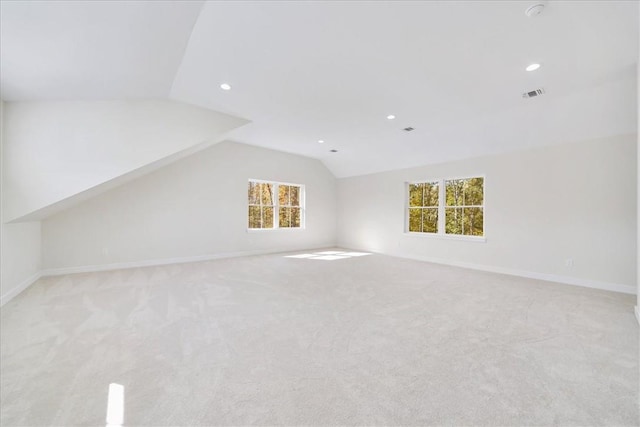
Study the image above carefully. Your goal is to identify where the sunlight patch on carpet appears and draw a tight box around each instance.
[285,251,371,261]
[106,383,124,427]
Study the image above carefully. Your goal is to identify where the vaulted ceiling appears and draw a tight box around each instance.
[1,1,638,178]
[0,0,204,100]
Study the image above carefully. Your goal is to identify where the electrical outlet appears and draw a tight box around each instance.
[564,258,574,268]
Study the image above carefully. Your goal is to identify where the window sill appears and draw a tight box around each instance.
[247,227,305,233]
[403,232,486,243]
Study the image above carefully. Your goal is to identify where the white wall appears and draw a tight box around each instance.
[338,134,637,293]
[637,6,640,313]
[0,222,41,305]
[3,100,248,222]
[0,100,42,306]
[42,141,337,272]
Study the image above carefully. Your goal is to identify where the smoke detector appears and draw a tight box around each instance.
[525,2,547,17]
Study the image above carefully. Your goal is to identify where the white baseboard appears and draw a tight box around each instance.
[635,306,639,325]
[0,272,42,307]
[12,245,636,308]
[401,253,635,294]
[340,245,637,295]
[40,245,335,277]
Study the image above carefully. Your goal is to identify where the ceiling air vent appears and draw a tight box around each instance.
[403,127,415,132]
[522,88,545,99]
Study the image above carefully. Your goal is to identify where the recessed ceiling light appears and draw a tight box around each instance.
[387,115,396,120]
[220,83,232,90]
[318,140,325,144]
[526,63,541,72]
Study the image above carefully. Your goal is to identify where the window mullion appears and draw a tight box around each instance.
[274,183,279,229]
[259,186,264,228]
[438,179,445,234]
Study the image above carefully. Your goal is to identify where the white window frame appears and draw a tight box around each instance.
[405,175,486,242]
[247,179,305,231]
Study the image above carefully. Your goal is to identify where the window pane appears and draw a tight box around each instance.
[279,185,290,206]
[290,186,300,207]
[261,183,274,206]
[463,207,483,236]
[248,182,260,205]
[248,206,261,228]
[423,182,439,207]
[422,208,438,233]
[446,177,483,206]
[445,207,463,234]
[279,206,291,228]
[445,179,465,207]
[291,207,301,227]
[409,183,424,207]
[263,206,274,228]
[248,181,303,229]
[409,208,422,232]
[464,177,484,206]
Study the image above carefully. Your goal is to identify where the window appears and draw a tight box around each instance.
[445,177,483,236]
[248,181,275,229]
[278,184,302,228]
[408,181,439,233]
[248,180,304,229]
[407,176,484,237]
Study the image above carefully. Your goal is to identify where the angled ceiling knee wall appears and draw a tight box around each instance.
[2,99,249,222]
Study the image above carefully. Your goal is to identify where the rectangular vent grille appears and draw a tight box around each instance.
[522,88,545,98]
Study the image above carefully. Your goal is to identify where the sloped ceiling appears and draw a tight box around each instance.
[0,1,250,222]
[3,100,249,222]
[1,0,638,184]
[0,0,205,100]
[170,1,638,177]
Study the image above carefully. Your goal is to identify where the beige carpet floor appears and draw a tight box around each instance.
[1,249,638,426]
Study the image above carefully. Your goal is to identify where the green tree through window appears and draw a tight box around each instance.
[408,182,438,233]
[248,182,274,229]
[278,184,301,228]
[248,180,304,229]
[445,177,483,236]
[407,177,484,237]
